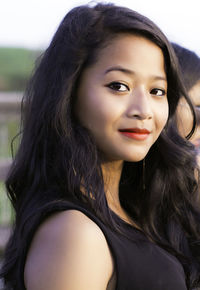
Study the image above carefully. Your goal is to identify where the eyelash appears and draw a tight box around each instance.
[150,88,166,97]
[106,81,166,97]
[106,82,129,92]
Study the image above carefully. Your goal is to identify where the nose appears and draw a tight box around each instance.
[126,88,153,120]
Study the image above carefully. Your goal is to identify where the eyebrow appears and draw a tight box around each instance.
[104,66,167,82]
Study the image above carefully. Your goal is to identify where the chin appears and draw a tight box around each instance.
[124,148,150,162]
[102,146,150,162]
[125,156,146,162]
[121,152,149,162]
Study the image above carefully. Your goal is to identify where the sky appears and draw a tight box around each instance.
[0,0,200,56]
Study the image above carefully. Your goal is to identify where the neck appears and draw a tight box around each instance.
[101,160,123,212]
[101,160,139,228]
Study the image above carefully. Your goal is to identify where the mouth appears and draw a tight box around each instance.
[118,128,150,140]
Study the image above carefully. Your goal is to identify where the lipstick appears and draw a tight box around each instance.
[119,128,150,140]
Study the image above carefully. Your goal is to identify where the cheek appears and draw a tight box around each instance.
[155,103,169,131]
[75,93,121,132]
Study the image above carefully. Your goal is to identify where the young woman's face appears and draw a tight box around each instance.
[177,81,200,149]
[75,34,169,162]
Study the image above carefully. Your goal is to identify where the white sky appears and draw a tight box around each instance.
[0,0,200,56]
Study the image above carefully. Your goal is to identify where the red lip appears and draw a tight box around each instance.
[119,128,150,133]
[119,128,150,140]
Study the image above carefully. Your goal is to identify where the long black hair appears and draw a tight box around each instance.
[1,3,200,289]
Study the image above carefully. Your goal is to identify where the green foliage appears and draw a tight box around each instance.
[0,47,42,91]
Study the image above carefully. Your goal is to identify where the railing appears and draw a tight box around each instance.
[0,92,22,252]
[0,92,21,181]
[0,159,12,181]
[0,91,21,177]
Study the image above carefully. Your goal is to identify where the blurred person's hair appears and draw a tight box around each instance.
[172,43,200,91]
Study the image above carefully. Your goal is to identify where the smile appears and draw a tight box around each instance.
[119,128,150,140]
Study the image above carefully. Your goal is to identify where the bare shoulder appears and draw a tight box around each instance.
[24,210,114,290]
[31,209,108,242]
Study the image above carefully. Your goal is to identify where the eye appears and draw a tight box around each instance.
[107,82,129,92]
[150,88,166,97]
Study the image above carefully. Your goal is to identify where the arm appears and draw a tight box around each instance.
[24,210,114,290]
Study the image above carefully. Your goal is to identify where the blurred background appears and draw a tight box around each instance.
[0,0,199,255]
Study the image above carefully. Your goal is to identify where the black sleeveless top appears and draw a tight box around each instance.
[12,200,187,290]
[36,201,187,290]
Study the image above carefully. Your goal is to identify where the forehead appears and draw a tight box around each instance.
[87,33,166,79]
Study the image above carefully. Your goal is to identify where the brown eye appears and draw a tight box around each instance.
[107,82,129,92]
[150,88,166,97]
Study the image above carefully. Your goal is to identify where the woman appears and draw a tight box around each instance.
[1,3,200,290]
[172,43,200,152]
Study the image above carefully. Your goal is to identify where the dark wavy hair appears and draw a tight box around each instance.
[172,43,200,134]
[1,3,200,289]
[172,43,200,91]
